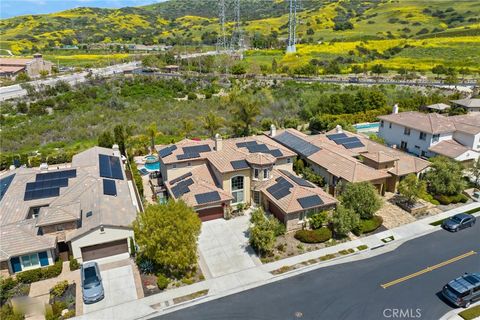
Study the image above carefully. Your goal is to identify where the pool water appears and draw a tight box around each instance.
[354,122,380,130]
[145,155,158,162]
[144,162,160,171]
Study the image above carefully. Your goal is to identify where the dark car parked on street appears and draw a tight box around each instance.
[442,273,480,308]
[442,213,476,232]
[81,261,104,304]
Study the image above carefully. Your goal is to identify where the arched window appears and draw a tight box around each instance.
[231,176,244,204]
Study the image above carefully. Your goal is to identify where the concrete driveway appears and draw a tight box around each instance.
[83,264,138,314]
[198,213,261,278]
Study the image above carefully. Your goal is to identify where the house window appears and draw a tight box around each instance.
[254,168,259,179]
[287,158,291,163]
[421,151,428,158]
[404,128,411,136]
[263,169,270,179]
[432,134,440,143]
[56,224,64,231]
[21,253,39,268]
[419,132,427,141]
[253,191,260,205]
[380,120,384,128]
[400,141,408,150]
[172,164,177,169]
[389,122,392,129]
[231,176,244,204]
[187,162,191,167]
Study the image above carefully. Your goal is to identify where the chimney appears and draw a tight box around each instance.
[336,124,343,133]
[9,165,15,171]
[270,124,276,137]
[392,103,399,114]
[40,163,48,171]
[112,144,121,157]
[214,133,223,151]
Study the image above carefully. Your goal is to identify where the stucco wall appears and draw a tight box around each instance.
[163,159,207,182]
[453,131,479,151]
[70,226,134,262]
[221,169,251,206]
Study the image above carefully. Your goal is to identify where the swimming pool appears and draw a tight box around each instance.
[145,155,158,163]
[144,161,160,171]
[354,122,380,130]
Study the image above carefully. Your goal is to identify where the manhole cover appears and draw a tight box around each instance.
[294,311,303,318]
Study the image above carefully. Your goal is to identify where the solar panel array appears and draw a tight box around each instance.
[274,131,320,157]
[230,160,250,170]
[169,172,192,185]
[99,154,124,180]
[278,170,314,188]
[176,144,211,161]
[159,145,177,158]
[195,191,221,205]
[103,179,117,196]
[297,195,324,209]
[235,141,283,158]
[0,173,16,201]
[24,169,77,201]
[266,177,293,200]
[177,153,201,160]
[327,134,365,149]
[171,178,194,198]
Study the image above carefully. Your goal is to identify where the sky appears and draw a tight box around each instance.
[0,0,168,18]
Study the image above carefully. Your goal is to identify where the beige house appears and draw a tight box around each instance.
[158,133,337,231]
[0,53,53,78]
[0,146,138,276]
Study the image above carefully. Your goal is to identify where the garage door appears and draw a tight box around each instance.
[81,239,128,261]
[197,207,224,222]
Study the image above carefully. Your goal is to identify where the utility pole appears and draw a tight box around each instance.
[217,0,227,52]
[230,0,244,53]
[286,0,297,53]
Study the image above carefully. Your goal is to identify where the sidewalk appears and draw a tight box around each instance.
[75,202,480,320]
[439,301,480,320]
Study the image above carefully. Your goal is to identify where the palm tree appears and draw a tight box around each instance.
[232,96,260,136]
[202,112,224,137]
[146,122,157,153]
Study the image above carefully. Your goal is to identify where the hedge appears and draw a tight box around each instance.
[16,260,63,284]
[294,227,332,243]
[69,256,80,271]
[354,216,383,236]
[434,194,468,205]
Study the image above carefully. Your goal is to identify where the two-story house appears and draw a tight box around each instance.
[378,107,480,163]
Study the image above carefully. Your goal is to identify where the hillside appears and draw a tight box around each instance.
[1,0,479,55]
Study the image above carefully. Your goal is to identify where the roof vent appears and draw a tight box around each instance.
[40,163,48,171]
[270,124,277,137]
[336,125,343,133]
[9,165,15,171]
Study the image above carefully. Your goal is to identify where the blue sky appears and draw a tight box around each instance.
[1,0,168,18]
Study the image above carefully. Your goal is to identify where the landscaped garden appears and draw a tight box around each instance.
[45,280,76,320]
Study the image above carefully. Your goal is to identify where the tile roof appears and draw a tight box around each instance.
[260,169,337,214]
[451,98,480,109]
[362,151,398,163]
[0,66,25,74]
[0,58,32,66]
[378,111,456,134]
[428,140,472,158]
[158,139,215,165]
[36,202,81,227]
[245,153,276,166]
[425,103,451,111]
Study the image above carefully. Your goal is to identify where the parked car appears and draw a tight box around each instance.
[81,261,104,304]
[442,213,476,232]
[442,273,480,308]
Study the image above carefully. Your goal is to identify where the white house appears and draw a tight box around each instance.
[378,106,480,163]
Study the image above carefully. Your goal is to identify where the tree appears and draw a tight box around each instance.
[271,58,278,73]
[181,119,194,138]
[371,64,388,76]
[231,63,246,75]
[132,201,201,277]
[309,211,328,229]
[351,65,363,74]
[331,205,360,237]
[470,157,480,187]
[425,156,465,196]
[200,112,223,137]
[232,96,260,136]
[432,65,447,77]
[248,208,277,256]
[146,122,157,153]
[398,174,426,205]
[98,130,114,148]
[340,182,382,219]
[113,124,126,155]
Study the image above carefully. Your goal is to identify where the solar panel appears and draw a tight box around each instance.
[297,195,323,209]
[279,169,314,188]
[269,149,283,157]
[183,145,211,154]
[247,144,270,153]
[195,191,221,204]
[169,172,193,185]
[343,140,365,149]
[24,187,60,201]
[236,141,258,149]
[274,131,320,157]
[36,169,77,181]
[266,177,293,200]
[171,179,194,198]
[326,133,348,141]
[103,179,117,196]
[159,146,175,158]
[26,178,68,191]
[0,174,15,201]
[99,154,124,180]
[333,136,358,145]
[230,160,250,170]
[176,153,200,160]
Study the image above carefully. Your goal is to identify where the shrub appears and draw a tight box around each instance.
[16,260,63,284]
[0,303,23,320]
[187,92,197,100]
[294,227,332,244]
[41,260,63,279]
[357,245,368,251]
[354,216,383,236]
[309,211,328,229]
[434,194,468,205]
[50,280,68,298]
[156,274,170,290]
[63,309,76,319]
[129,237,136,257]
[137,257,155,274]
[0,277,18,304]
[69,256,80,271]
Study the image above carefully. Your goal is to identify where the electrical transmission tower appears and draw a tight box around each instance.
[286,0,297,53]
[230,0,244,51]
[217,0,227,52]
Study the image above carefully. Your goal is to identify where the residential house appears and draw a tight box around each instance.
[378,107,480,163]
[0,146,139,275]
[0,54,53,78]
[451,98,480,112]
[157,133,337,231]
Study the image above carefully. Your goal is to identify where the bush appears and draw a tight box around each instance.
[50,280,68,298]
[294,227,332,243]
[187,92,197,100]
[309,212,328,229]
[0,303,23,320]
[434,193,468,205]
[63,309,76,319]
[354,216,383,236]
[129,237,136,257]
[16,260,63,284]
[69,256,80,271]
[0,277,18,304]
[156,274,170,290]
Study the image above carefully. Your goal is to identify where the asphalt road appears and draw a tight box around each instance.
[157,223,480,320]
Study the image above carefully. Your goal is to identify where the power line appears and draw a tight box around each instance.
[217,0,227,52]
[286,0,297,53]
